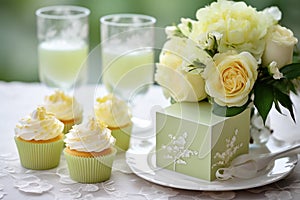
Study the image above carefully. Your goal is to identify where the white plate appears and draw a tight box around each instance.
[126,136,298,191]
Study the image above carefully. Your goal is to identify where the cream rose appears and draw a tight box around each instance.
[262,24,298,68]
[159,37,212,70]
[155,64,207,102]
[155,37,211,102]
[159,37,185,70]
[204,51,258,107]
[159,50,182,70]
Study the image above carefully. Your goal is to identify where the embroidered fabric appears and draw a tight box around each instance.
[1,82,300,200]
[0,152,300,200]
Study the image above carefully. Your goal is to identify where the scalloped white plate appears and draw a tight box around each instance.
[126,136,298,191]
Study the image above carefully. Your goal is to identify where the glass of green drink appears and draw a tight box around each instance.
[36,6,90,91]
[100,14,156,100]
[100,14,156,130]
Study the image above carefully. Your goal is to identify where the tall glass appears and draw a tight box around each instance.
[100,14,156,102]
[36,6,90,90]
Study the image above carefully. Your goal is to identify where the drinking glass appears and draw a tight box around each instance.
[36,5,90,91]
[100,14,156,102]
[100,14,156,130]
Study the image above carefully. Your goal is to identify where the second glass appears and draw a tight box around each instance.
[100,14,156,102]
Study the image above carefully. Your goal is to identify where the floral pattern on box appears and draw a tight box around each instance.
[212,129,243,169]
[161,132,199,170]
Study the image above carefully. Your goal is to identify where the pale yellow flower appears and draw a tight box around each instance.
[155,64,207,102]
[159,37,212,72]
[159,37,186,69]
[262,24,298,68]
[155,37,211,102]
[204,51,258,107]
[188,0,278,59]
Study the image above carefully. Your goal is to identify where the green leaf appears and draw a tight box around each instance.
[204,49,215,58]
[173,25,187,38]
[280,63,300,79]
[272,80,289,94]
[187,21,193,32]
[286,80,297,94]
[274,99,283,115]
[212,102,249,117]
[170,97,177,104]
[274,89,296,122]
[253,84,274,124]
[272,79,297,95]
[193,60,206,69]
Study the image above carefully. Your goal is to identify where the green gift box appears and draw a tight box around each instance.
[156,101,250,181]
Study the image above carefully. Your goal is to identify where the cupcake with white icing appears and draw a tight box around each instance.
[14,106,64,169]
[94,94,132,151]
[44,90,83,133]
[63,117,116,183]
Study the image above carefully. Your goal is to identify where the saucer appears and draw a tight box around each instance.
[126,137,298,191]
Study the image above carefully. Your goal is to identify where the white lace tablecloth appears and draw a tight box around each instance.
[1,81,300,200]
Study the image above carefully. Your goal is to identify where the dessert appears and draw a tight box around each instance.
[94,94,132,151]
[63,117,116,183]
[14,106,64,170]
[44,90,83,133]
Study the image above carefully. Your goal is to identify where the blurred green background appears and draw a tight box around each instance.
[1,0,299,82]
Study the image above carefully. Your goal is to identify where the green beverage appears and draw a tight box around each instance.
[38,40,88,89]
[102,49,154,99]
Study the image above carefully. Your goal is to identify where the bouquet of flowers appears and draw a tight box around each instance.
[155,0,299,123]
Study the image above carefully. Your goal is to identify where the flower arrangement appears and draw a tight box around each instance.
[155,0,300,123]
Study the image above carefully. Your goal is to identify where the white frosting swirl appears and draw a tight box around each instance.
[94,94,132,128]
[15,106,64,141]
[44,90,82,121]
[64,117,115,152]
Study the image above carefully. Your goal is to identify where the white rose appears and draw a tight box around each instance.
[204,51,258,107]
[262,25,298,68]
[155,64,207,102]
[156,37,212,102]
[159,51,182,70]
[159,37,186,69]
[159,37,212,72]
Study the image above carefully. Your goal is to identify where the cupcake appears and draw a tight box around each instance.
[14,106,64,170]
[63,117,117,183]
[44,90,83,133]
[94,94,132,151]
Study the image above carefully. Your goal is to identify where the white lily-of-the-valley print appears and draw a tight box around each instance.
[161,132,199,171]
[161,129,244,171]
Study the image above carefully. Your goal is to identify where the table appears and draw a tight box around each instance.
[1,81,300,200]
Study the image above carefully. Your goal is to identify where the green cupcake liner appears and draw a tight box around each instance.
[62,116,83,134]
[14,137,64,170]
[63,147,117,183]
[111,124,132,152]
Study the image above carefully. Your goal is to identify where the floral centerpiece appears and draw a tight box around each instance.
[155,0,299,124]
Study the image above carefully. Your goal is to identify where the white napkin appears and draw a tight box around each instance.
[216,143,300,180]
